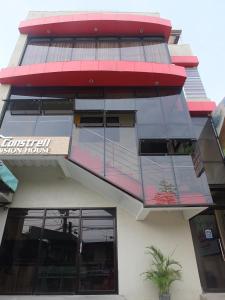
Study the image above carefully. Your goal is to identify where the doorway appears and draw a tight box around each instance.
[190,209,225,292]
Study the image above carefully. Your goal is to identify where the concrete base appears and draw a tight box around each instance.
[201,294,225,300]
[0,296,126,300]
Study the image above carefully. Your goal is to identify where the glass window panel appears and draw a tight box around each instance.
[105,127,143,198]
[104,88,135,99]
[136,98,163,124]
[79,219,115,292]
[21,38,50,65]
[120,38,144,61]
[106,112,135,127]
[0,111,37,136]
[46,38,73,62]
[172,156,211,205]
[34,116,73,136]
[141,156,178,205]
[171,139,196,155]
[76,89,104,99]
[72,38,96,60]
[96,38,120,60]
[46,209,80,217]
[137,124,167,139]
[199,118,215,140]
[105,99,135,110]
[42,99,74,115]
[166,124,193,139]
[0,216,43,293]
[143,38,170,63]
[76,99,105,110]
[36,218,79,293]
[82,209,115,217]
[135,88,158,98]
[8,209,45,218]
[191,117,208,139]
[70,126,105,176]
[161,94,190,124]
[139,139,168,155]
[10,99,41,115]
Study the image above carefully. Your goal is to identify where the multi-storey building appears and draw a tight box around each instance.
[0,11,223,300]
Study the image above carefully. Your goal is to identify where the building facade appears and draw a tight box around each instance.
[0,11,223,300]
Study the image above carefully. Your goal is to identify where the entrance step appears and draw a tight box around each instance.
[0,296,126,300]
[201,294,225,300]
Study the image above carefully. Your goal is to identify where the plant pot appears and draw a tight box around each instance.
[159,294,170,300]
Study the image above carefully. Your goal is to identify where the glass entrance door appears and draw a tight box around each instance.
[190,209,225,292]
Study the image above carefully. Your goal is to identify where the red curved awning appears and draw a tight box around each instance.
[171,56,199,67]
[0,61,186,87]
[19,13,172,40]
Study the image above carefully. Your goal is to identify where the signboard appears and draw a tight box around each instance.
[0,135,70,156]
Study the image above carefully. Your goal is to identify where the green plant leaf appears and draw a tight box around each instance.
[142,246,182,295]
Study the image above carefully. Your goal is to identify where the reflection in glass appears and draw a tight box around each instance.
[173,156,211,205]
[141,156,178,205]
[0,209,117,294]
[97,39,120,60]
[72,39,96,60]
[46,39,73,62]
[21,39,50,65]
[0,217,43,293]
[21,37,170,64]
[82,209,115,217]
[105,127,143,198]
[120,38,144,61]
[143,38,170,63]
[70,126,105,176]
[36,218,79,293]
[79,219,115,291]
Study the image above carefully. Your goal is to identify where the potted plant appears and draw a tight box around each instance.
[143,246,182,300]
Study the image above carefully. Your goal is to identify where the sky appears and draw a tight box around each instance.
[0,0,224,103]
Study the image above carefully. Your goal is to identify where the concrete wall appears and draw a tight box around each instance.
[0,165,202,300]
[169,44,193,56]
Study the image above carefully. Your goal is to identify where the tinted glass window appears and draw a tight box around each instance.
[42,99,74,115]
[21,38,50,65]
[46,38,73,62]
[10,99,41,115]
[96,38,120,60]
[120,38,144,61]
[140,140,168,155]
[0,208,117,294]
[21,37,170,64]
[72,38,96,60]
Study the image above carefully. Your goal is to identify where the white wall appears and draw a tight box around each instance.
[0,165,202,300]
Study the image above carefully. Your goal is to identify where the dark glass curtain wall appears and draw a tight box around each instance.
[0,87,213,206]
[21,37,170,65]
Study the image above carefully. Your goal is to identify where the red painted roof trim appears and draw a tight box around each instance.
[171,56,199,67]
[19,13,172,40]
[0,61,186,87]
[187,101,216,116]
